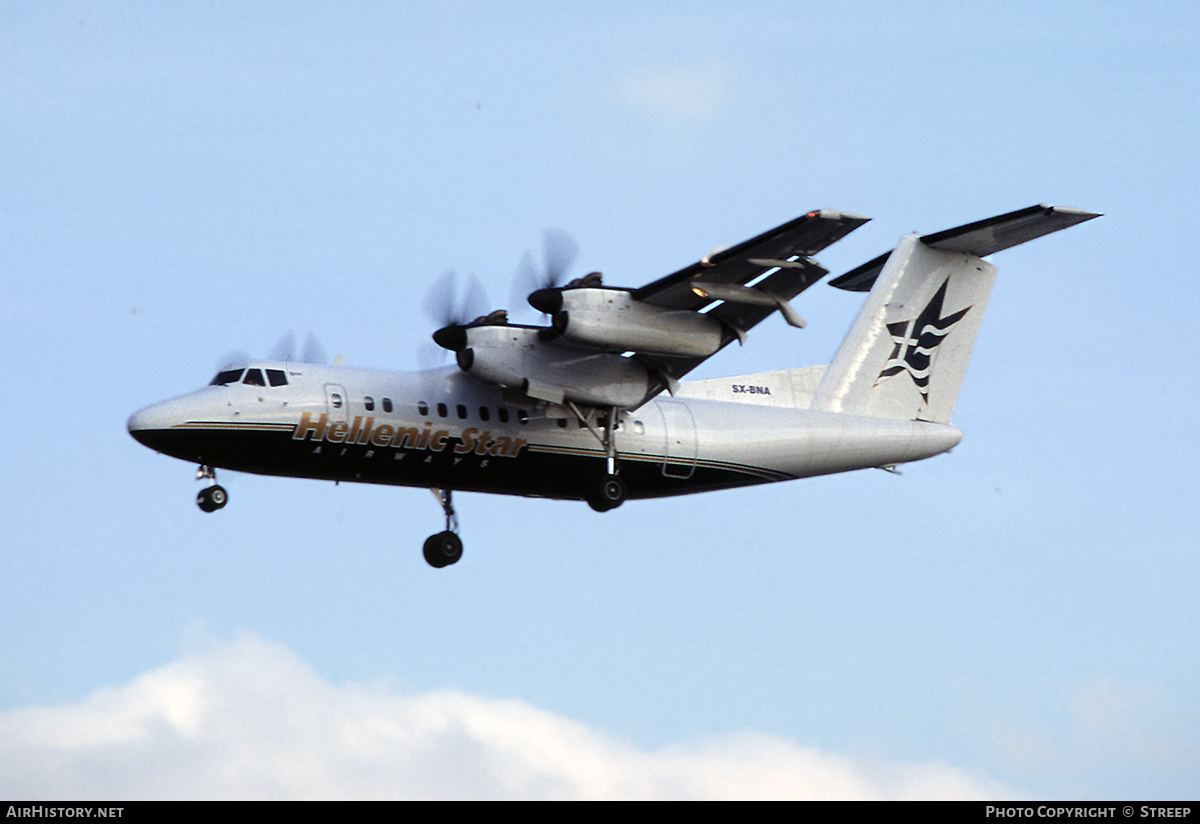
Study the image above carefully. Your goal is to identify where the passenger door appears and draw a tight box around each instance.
[657,400,697,479]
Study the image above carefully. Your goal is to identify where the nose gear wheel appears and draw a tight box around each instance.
[195,466,228,513]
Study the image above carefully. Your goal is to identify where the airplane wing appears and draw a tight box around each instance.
[828,204,1101,292]
[630,209,869,390]
[633,209,869,309]
[437,209,869,410]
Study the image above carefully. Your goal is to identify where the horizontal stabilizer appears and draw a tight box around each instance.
[830,204,1100,292]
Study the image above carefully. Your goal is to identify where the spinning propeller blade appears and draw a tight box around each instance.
[511,228,580,317]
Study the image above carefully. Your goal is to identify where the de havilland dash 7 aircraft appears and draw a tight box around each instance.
[128,204,1098,568]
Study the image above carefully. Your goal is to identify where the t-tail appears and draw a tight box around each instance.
[813,204,1100,423]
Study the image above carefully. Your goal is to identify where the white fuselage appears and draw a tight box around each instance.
[128,360,962,502]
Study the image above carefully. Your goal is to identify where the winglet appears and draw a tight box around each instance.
[829,205,1101,292]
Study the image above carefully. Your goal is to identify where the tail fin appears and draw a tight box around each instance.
[814,205,1099,423]
[814,236,992,422]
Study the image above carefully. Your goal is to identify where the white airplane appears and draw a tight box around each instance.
[128,204,1098,568]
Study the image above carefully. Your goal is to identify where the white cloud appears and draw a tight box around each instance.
[0,635,1014,800]
[612,62,733,125]
[977,676,1199,798]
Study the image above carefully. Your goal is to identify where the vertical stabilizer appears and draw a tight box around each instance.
[813,235,995,423]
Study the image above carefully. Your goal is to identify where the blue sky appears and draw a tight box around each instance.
[2,1,1197,799]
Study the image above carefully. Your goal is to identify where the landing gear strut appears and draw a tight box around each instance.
[195,465,228,513]
[569,403,628,513]
[423,488,463,568]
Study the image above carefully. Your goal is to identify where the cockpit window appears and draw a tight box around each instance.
[209,367,288,388]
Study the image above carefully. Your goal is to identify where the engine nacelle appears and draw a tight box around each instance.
[550,288,724,357]
[457,325,653,408]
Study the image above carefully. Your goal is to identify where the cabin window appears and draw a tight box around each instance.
[364,396,375,411]
[479,407,490,422]
[266,369,288,387]
[557,419,568,428]
[242,369,266,386]
[418,401,429,416]
[437,402,448,418]
[517,410,528,424]
[456,404,467,420]
[498,408,509,423]
[210,369,244,386]
[383,398,394,413]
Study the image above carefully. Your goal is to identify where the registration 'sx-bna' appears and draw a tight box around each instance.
[129,204,1099,567]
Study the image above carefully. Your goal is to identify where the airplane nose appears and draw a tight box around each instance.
[127,407,159,448]
[127,394,211,462]
[127,398,191,450]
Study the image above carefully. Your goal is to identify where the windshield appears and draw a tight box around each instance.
[209,366,290,387]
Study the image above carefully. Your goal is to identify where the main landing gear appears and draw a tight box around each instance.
[195,465,228,513]
[423,488,463,568]
[568,403,628,513]
[587,474,626,513]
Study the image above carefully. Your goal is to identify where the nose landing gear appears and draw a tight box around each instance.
[195,465,228,513]
[424,489,463,568]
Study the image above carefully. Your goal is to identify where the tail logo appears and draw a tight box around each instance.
[874,279,971,403]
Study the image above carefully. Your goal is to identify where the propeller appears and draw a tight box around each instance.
[421,228,585,363]
[269,331,329,364]
[423,270,492,329]
[301,333,328,365]
[215,350,251,370]
[217,332,328,371]
[511,228,581,316]
[269,332,297,361]
[423,270,502,354]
